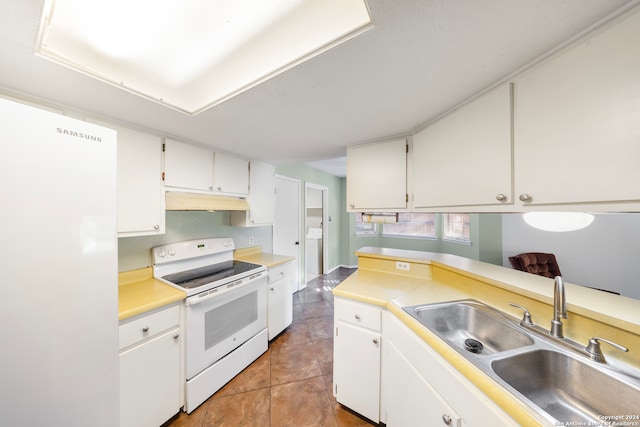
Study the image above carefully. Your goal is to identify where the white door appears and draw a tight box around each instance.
[274,175,302,291]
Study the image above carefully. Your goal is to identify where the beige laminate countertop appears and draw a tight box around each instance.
[118,267,186,321]
[234,246,294,268]
[333,247,640,427]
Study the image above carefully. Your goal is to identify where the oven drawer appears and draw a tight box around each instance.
[119,304,180,350]
[335,297,381,331]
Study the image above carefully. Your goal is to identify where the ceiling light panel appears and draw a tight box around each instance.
[36,0,373,115]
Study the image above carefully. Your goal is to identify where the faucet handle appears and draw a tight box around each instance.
[509,303,534,326]
[585,337,629,363]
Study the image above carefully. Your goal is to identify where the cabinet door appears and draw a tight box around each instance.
[385,314,517,426]
[248,161,276,225]
[213,152,249,195]
[232,161,277,226]
[120,328,181,427]
[88,120,164,236]
[514,9,640,206]
[164,139,213,191]
[386,341,461,427]
[334,321,380,422]
[413,84,512,208]
[347,139,407,211]
[267,276,293,340]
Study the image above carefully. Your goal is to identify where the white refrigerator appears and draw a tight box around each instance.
[0,96,119,426]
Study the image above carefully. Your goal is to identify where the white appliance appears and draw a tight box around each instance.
[153,238,268,413]
[306,227,323,275]
[0,97,119,426]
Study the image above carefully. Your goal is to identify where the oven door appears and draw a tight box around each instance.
[184,274,267,380]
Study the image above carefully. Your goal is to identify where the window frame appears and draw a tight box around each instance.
[442,213,471,245]
[382,212,437,240]
[354,213,378,236]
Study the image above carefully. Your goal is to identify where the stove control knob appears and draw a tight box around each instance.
[157,250,166,258]
[168,248,176,256]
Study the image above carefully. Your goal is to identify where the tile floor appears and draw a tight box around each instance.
[166,267,377,427]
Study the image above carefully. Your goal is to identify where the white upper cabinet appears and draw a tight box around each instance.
[347,138,407,212]
[163,139,214,192]
[164,139,248,196]
[230,161,276,226]
[89,119,165,237]
[513,8,640,207]
[413,83,513,209]
[212,152,249,196]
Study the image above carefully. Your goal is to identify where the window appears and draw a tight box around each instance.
[443,213,470,243]
[383,213,436,239]
[354,213,377,236]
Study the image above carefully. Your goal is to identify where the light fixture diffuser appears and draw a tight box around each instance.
[523,212,595,232]
[36,0,373,115]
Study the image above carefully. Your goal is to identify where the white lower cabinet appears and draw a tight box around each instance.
[267,261,293,340]
[119,304,182,427]
[387,341,461,426]
[384,313,518,427]
[333,297,382,422]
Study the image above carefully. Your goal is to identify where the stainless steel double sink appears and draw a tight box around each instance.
[403,300,640,425]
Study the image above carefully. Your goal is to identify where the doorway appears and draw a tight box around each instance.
[305,183,329,283]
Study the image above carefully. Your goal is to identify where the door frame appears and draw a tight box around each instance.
[305,182,329,275]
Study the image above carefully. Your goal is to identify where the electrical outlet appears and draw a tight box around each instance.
[249,236,254,245]
[395,261,410,271]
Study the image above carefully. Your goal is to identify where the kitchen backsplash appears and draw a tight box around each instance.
[118,211,272,272]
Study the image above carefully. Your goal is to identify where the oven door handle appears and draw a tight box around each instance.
[185,271,266,307]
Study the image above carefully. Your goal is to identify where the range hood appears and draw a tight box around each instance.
[165,191,249,211]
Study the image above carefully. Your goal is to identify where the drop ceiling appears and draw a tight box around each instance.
[0,0,637,175]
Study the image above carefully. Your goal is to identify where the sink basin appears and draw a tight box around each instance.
[403,300,534,355]
[403,299,640,425]
[492,349,640,423]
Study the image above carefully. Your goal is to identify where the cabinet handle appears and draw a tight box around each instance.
[208,186,214,191]
[354,314,361,320]
[442,414,452,425]
[495,193,507,202]
[142,326,149,333]
[153,224,160,230]
[349,203,355,208]
[280,271,284,276]
[217,186,222,191]
[519,193,532,202]
[372,338,378,345]
[270,287,274,291]
[173,334,179,340]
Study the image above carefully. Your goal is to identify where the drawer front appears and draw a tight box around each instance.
[119,304,180,350]
[335,298,381,331]
[268,262,291,283]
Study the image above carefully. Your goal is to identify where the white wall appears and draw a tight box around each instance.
[501,213,640,299]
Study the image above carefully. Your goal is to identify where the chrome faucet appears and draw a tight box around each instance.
[550,276,567,338]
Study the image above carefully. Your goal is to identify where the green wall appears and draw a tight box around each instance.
[118,211,272,272]
[343,213,502,267]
